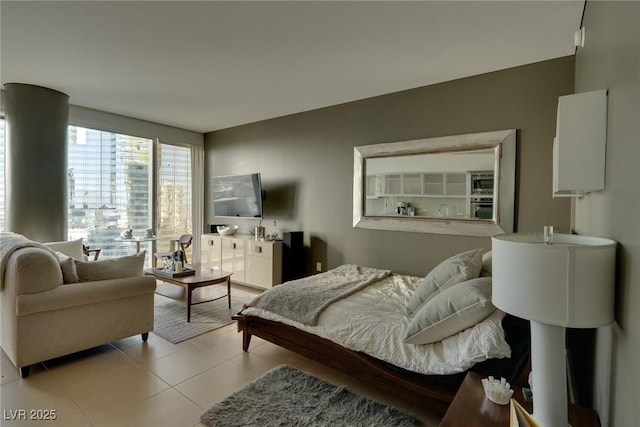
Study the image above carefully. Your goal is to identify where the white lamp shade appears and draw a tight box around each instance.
[492,233,616,328]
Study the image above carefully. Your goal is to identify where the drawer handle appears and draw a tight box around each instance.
[255,246,262,254]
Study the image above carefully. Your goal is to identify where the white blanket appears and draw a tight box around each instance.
[0,232,54,287]
[245,264,391,326]
[242,273,511,375]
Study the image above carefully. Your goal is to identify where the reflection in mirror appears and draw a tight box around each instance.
[354,130,516,236]
[365,148,497,220]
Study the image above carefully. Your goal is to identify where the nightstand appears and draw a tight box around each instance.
[439,371,600,427]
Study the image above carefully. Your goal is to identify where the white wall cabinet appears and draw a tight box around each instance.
[553,89,608,197]
[200,234,282,289]
[367,172,467,198]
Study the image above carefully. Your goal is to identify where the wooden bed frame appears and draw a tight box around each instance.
[234,313,466,414]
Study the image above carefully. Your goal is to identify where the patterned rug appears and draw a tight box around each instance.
[201,365,420,427]
[153,287,257,344]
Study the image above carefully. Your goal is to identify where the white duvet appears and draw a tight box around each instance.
[242,273,512,376]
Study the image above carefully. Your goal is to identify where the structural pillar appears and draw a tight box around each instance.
[4,83,69,242]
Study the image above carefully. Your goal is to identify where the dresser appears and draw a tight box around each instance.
[201,234,282,289]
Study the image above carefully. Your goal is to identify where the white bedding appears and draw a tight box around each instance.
[242,273,511,376]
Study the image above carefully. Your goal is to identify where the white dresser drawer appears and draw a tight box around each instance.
[247,241,273,258]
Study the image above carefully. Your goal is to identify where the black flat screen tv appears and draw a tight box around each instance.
[212,173,263,218]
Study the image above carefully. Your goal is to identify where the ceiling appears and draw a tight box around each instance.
[1,1,584,134]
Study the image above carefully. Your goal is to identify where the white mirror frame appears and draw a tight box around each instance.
[353,129,516,237]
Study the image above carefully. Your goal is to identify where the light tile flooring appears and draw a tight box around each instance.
[1,285,443,427]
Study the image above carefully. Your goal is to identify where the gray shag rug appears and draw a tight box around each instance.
[200,365,420,427]
[153,288,256,344]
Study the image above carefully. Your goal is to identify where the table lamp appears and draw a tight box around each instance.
[491,232,616,427]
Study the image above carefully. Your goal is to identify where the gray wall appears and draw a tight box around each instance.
[573,2,640,426]
[205,56,574,277]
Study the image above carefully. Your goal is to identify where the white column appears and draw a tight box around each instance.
[4,83,69,242]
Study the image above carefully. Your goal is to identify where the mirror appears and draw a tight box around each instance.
[353,129,516,236]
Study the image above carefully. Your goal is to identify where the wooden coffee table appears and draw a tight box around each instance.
[145,268,233,322]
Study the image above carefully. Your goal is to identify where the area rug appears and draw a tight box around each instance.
[153,288,256,344]
[200,365,420,427]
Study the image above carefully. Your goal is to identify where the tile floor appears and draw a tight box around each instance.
[1,285,443,427]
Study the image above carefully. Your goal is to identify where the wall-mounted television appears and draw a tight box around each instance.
[212,173,263,218]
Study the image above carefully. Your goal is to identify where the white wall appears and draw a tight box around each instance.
[573,2,640,426]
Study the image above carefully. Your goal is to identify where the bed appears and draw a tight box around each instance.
[233,249,530,414]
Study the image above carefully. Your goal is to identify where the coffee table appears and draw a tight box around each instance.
[144,268,233,322]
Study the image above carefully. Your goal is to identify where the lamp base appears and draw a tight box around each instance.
[530,321,570,427]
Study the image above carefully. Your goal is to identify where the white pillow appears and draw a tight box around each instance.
[480,250,493,277]
[404,277,496,345]
[45,238,84,260]
[406,248,485,316]
[56,252,79,284]
[75,251,145,282]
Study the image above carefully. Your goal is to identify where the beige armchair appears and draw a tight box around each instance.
[1,235,156,377]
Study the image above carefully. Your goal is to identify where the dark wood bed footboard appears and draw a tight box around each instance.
[232,313,457,414]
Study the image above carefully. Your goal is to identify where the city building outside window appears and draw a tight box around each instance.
[68,126,154,261]
[0,121,195,259]
[68,126,193,266]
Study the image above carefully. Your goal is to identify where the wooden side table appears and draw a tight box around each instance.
[440,371,600,427]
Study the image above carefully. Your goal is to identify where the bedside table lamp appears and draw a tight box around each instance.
[491,232,616,427]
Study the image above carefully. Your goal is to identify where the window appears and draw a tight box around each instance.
[156,143,193,262]
[0,117,197,262]
[68,126,154,262]
[67,125,194,266]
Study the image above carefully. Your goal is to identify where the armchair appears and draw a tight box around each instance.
[1,234,156,377]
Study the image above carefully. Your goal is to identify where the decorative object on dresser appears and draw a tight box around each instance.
[492,232,616,427]
[254,223,266,240]
[206,224,227,234]
[200,365,420,427]
[216,225,239,236]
